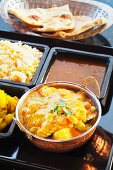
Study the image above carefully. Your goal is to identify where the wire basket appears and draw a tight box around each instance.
[0,0,113,40]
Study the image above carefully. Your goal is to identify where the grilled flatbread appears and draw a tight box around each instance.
[41,16,107,39]
[8,5,75,32]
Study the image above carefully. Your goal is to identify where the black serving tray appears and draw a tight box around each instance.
[0,31,113,170]
[0,126,112,170]
[0,82,29,138]
[37,47,113,102]
[0,37,49,87]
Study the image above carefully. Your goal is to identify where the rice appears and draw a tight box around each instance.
[0,40,43,83]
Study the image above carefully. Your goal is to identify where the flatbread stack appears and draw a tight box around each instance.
[8,5,108,39]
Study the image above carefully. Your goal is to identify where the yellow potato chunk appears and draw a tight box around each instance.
[4,113,14,125]
[0,109,7,118]
[0,90,7,108]
[53,128,73,140]
[0,121,7,131]
[57,88,74,97]
[0,118,3,124]
[77,120,85,132]
[67,115,78,124]
[7,96,18,113]
[39,86,57,96]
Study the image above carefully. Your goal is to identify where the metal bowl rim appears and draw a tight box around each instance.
[15,81,101,143]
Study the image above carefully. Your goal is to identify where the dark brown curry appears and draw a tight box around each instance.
[46,57,106,88]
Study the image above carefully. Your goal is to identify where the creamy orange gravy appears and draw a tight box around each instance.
[46,57,106,87]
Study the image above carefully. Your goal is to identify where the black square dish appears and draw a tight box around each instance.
[37,47,113,100]
[0,82,29,138]
[0,37,49,87]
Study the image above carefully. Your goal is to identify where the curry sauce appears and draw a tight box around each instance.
[46,57,106,88]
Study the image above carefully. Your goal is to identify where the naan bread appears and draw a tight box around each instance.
[8,5,75,32]
[41,16,107,39]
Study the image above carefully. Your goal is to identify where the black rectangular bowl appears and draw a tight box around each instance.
[0,37,49,87]
[0,82,29,138]
[37,47,113,100]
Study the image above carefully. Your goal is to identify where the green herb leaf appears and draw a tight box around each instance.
[58,99,67,107]
[31,97,44,103]
[62,107,73,115]
[53,106,59,115]
[48,103,56,111]
[68,110,73,115]
[62,107,69,114]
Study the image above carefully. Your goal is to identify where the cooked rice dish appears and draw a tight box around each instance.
[0,40,43,83]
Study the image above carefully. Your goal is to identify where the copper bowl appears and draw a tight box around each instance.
[15,81,101,152]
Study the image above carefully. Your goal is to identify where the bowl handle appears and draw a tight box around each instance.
[82,76,100,99]
[13,117,33,140]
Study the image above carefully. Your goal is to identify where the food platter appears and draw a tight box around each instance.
[0,30,112,169]
[0,0,113,166]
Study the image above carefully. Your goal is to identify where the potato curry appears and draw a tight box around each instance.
[19,85,98,140]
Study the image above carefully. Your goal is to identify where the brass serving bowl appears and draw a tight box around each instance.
[15,81,101,152]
